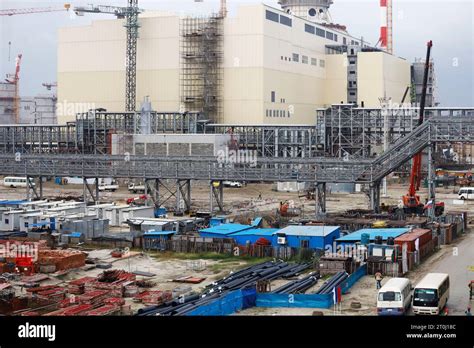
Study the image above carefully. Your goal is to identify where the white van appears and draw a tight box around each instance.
[377,278,412,316]
[458,187,474,200]
[3,177,35,188]
[413,273,450,315]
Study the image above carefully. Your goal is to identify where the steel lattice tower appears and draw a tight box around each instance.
[125,0,140,112]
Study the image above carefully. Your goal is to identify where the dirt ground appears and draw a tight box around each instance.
[0,179,470,217]
[2,178,473,316]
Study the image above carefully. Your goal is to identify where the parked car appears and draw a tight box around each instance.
[223,181,243,188]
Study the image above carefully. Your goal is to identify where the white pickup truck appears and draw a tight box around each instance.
[128,183,146,193]
[99,180,119,192]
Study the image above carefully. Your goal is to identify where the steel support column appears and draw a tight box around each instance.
[177,179,192,213]
[83,178,99,204]
[315,182,326,218]
[26,176,42,200]
[370,181,381,213]
[210,181,224,213]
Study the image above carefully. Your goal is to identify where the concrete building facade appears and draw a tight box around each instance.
[57,3,411,125]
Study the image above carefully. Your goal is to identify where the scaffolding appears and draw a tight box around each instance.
[180,15,224,123]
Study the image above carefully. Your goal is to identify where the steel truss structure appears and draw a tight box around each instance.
[4,116,473,215]
[317,105,474,159]
[204,124,319,158]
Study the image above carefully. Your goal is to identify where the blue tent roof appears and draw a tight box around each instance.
[231,228,279,237]
[199,223,253,236]
[336,228,409,242]
[69,232,83,238]
[276,225,340,237]
[144,230,176,237]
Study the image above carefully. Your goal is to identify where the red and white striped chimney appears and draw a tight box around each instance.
[380,0,388,51]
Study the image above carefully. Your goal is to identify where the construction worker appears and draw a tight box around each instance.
[375,270,384,289]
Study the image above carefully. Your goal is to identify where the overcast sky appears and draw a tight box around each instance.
[1,0,473,106]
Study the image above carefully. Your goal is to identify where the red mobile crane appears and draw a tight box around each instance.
[402,41,444,216]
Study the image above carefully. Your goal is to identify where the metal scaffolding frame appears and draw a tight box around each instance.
[180,15,224,123]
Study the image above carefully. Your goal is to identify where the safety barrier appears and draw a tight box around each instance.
[186,265,367,315]
[341,264,367,294]
[256,293,333,309]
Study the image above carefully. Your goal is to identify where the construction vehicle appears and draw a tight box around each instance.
[401,41,444,216]
[127,195,148,206]
[278,200,301,217]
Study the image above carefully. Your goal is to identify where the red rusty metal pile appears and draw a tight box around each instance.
[26,285,66,302]
[77,290,110,306]
[37,249,86,271]
[67,277,96,295]
[45,304,94,316]
[133,290,173,305]
[84,270,136,297]
[83,304,121,316]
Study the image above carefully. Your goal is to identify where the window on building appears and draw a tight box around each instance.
[349,60,356,64]
[279,15,292,27]
[265,10,279,23]
[326,31,334,40]
[271,91,276,103]
[334,34,338,42]
[350,92,356,96]
[302,55,309,64]
[292,53,299,62]
[305,24,315,34]
[311,58,317,66]
[301,240,309,248]
[281,56,284,60]
[288,110,291,117]
[343,37,347,45]
[316,28,325,38]
[349,71,356,75]
[5,219,8,224]
[320,59,325,68]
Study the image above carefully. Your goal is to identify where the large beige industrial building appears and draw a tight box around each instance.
[57,2,411,125]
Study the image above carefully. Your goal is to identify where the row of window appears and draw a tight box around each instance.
[266,109,291,118]
[266,10,362,50]
[266,10,292,27]
[305,23,361,46]
[290,53,325,67]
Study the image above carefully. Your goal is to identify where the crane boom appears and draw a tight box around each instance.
[403,41,433,213]
[0,4,70,16]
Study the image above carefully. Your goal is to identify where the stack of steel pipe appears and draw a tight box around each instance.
[137,260,311,316]
[272,272,320,294]
[315,271,348,295]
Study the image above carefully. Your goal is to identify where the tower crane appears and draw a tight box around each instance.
[5,54,22,124]
[73,1,143,112]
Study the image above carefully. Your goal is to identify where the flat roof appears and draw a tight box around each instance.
[231,228,279,237]
[277,225,339,237]
[199,223,253,235]
[337,228,409,242]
